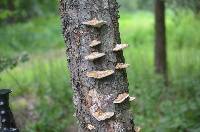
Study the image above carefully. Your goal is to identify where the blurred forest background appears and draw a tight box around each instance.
[0,0,200,131]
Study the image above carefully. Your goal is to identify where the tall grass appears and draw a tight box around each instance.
[0,10,200,131]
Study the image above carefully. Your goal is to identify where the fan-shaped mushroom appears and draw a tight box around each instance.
[82,18,107,28]
[92,110,114,121]
[113,44,128,51]
[87,124,96,130]
[86,70,114,79]
[85,52,105,60]
[115,63,130,69]
[129,96,136,101]
[113,93,129,104]
[89,40,101,47]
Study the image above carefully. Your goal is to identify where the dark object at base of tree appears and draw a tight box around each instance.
[0,89,19,132]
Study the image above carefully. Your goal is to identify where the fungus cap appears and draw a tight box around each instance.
[86,70,114,79]
[82,18,107,28]
[89,40,101,47]
[115,63,130,69]
[92,110,114,121]
[113,93,129,104]
[113,44,128,51]
[129,96,136,101]
[85,52,105,60]
[87,124,96,130]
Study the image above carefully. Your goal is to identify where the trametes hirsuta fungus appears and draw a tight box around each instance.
[88,89,115,121]
[115,63,130,69]
[87,124,96,130]
[113,44,128,51]
[82,18,107,28]
[113,93,129,104]
[89,40,101,47]
[92,110,115,121]
[135,126,141,132]
[86,70,114,79]
[129,96,136,102]
[85,52,105,60]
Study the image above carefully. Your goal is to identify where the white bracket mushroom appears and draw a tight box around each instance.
[86,70,114,79]
[129,96,136,102]
[115,63,130,69]
[113,44,128,51]
[113,93,129,104]
[135,126,141,132]
[89,40,101,47]
[92,110,114,121]
[87,124,96,130]
[114,93,136,104]
[85,52,105,60]
[82,18,107,28]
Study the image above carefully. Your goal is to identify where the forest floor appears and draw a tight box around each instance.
[0,11,200,132]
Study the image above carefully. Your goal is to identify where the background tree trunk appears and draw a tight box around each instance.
[59,0,135,131]
[155,0,168,84]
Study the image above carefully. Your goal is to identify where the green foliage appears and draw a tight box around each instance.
[0,0,58,24]
[166,0,200,14]
[0,16,63,56]
[0,53,28,73]
[0,11,200,131]
[117,0,154,12]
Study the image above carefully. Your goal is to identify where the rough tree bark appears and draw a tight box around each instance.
[59,0,135,131]
[155,0,168,84]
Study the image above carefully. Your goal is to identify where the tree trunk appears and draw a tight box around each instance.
[155,0,168,84]
[7,0,15,23]
[59,0,135,131]
[7,0,15,11]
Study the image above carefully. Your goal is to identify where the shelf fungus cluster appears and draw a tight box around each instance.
[86,70,114,79]
[85,52,105,60]
[82,18,107,28]
[115,63,130,69]
[113,44,128,51]
[82,17,134,125]
[114,93,136,104]
[89,40,101,47]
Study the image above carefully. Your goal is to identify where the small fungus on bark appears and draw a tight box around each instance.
[115,63,130,69]
[82,18,107,28]
[129,96,136,102]
[89,40,101,47]
[135,126,141,132]
[86,70,114,79]
[85,52,105,60]
[113,93,129,104]
[113,44,128,51]
[87,124,96,130]
[92,110,114,121]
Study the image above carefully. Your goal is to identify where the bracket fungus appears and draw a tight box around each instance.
[113,93,129,104]
[85,52,105,60]
[115,63,130,69]
[82,18,107,28]
[87,124,96,130]
[86,70,114,79]
[129,96,136,102]
[92,110,114,121]
[113,44,128,51]
[89,40,101,47]
[135,126,141,132]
